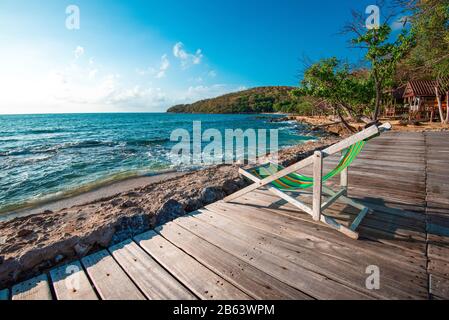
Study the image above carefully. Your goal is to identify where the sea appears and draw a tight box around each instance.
[0,113,316,214]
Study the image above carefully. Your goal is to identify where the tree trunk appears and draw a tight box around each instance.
[446,92,449,123]
[336,107,357,133]
[435,86,446,124]
[373,81,382,121]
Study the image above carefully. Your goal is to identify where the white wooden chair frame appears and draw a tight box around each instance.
[224,123,392,239]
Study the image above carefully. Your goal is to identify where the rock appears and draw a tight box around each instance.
[124,191,141,197]
[111,214,149,244]
[110,198,122,206]
[74,243,91,257]
[43,210,53,214]
[182,198,202,213]
[0,256,4,265]
[222,180,240,195]
[0,236,6,245]
[120,200,138,208]
[200,187,225,205]
[155,200,185,226]
[54,254,65,263]
[17,229,33,237]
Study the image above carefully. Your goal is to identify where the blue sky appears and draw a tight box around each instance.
[0,0,401,114]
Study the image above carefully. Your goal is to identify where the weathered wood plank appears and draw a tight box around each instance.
[428,259,449,279]
[430,274,449,299]
[50,260,98,300]
[135,230,251,300]
[197,207,427,299]
[157,221,312,300]
[11,274,52,300]
[209,200,427,275]
[173,212,374,300]
[109,239,196,300]
[81,250,145,300]
[234,191,428,267]
[245,189,427,253]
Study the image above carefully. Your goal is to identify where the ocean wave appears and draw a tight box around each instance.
[125,137,171,147]
[25,128,65,134]
[0,140,120,157]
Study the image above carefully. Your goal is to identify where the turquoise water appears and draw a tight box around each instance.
[0,113,315,213]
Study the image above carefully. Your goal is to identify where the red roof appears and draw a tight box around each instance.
[403,80,441,98]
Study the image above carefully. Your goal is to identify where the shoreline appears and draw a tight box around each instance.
[0,170,186,223]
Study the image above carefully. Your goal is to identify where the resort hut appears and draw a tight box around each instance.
[383,85,406,118]
[403,80,447,121]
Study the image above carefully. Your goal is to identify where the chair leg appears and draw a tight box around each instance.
[312,151,323,221]
[340,165,348,196]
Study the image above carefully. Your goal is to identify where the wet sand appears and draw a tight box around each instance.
[0,171,186,222]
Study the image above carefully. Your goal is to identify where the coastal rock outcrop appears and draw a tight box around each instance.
[200,187,225,205]
[154,200,185,226]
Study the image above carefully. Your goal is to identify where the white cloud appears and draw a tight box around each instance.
[74,46,84,59]
[173,42,203,68]
[88,68,98,79]
[173,84,244,104]
[208,70,217,78]
[156,54,170,78]
[137,54,170,78]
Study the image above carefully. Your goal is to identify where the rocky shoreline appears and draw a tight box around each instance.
[0,134,340,288]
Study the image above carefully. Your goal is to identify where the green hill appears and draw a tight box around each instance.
[167,86,297,114]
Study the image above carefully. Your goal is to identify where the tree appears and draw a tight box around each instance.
[293,57,375,131]
[344,18,415,121]
[396,0,449,124]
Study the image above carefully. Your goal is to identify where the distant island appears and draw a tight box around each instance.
[167,86,298,114]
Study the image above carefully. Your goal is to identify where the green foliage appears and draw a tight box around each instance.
[350,23,414,119]
[167,87,296,114]
[353,24,414,86]
[292,57,375,117]
[273,94,316,115]
[402,0,449,78]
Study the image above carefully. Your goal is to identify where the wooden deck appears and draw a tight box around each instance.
[1,131,449,300]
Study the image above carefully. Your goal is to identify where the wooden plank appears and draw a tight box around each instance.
[249,189,428,251]
[11,274,52,300]
[428,259,449,279]
[196,207,427,299]
[230,192,428,270]
[157,221,312,300]
[109,239,196,300]
[430,274,449,299]
[209,200,428,281]
[173,212,374,300]
[0,288,9,300]
[81,250,145,300]
[50,260,98,300]
[135,230,251,300]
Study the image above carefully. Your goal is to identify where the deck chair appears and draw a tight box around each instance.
[224,122,392,239]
